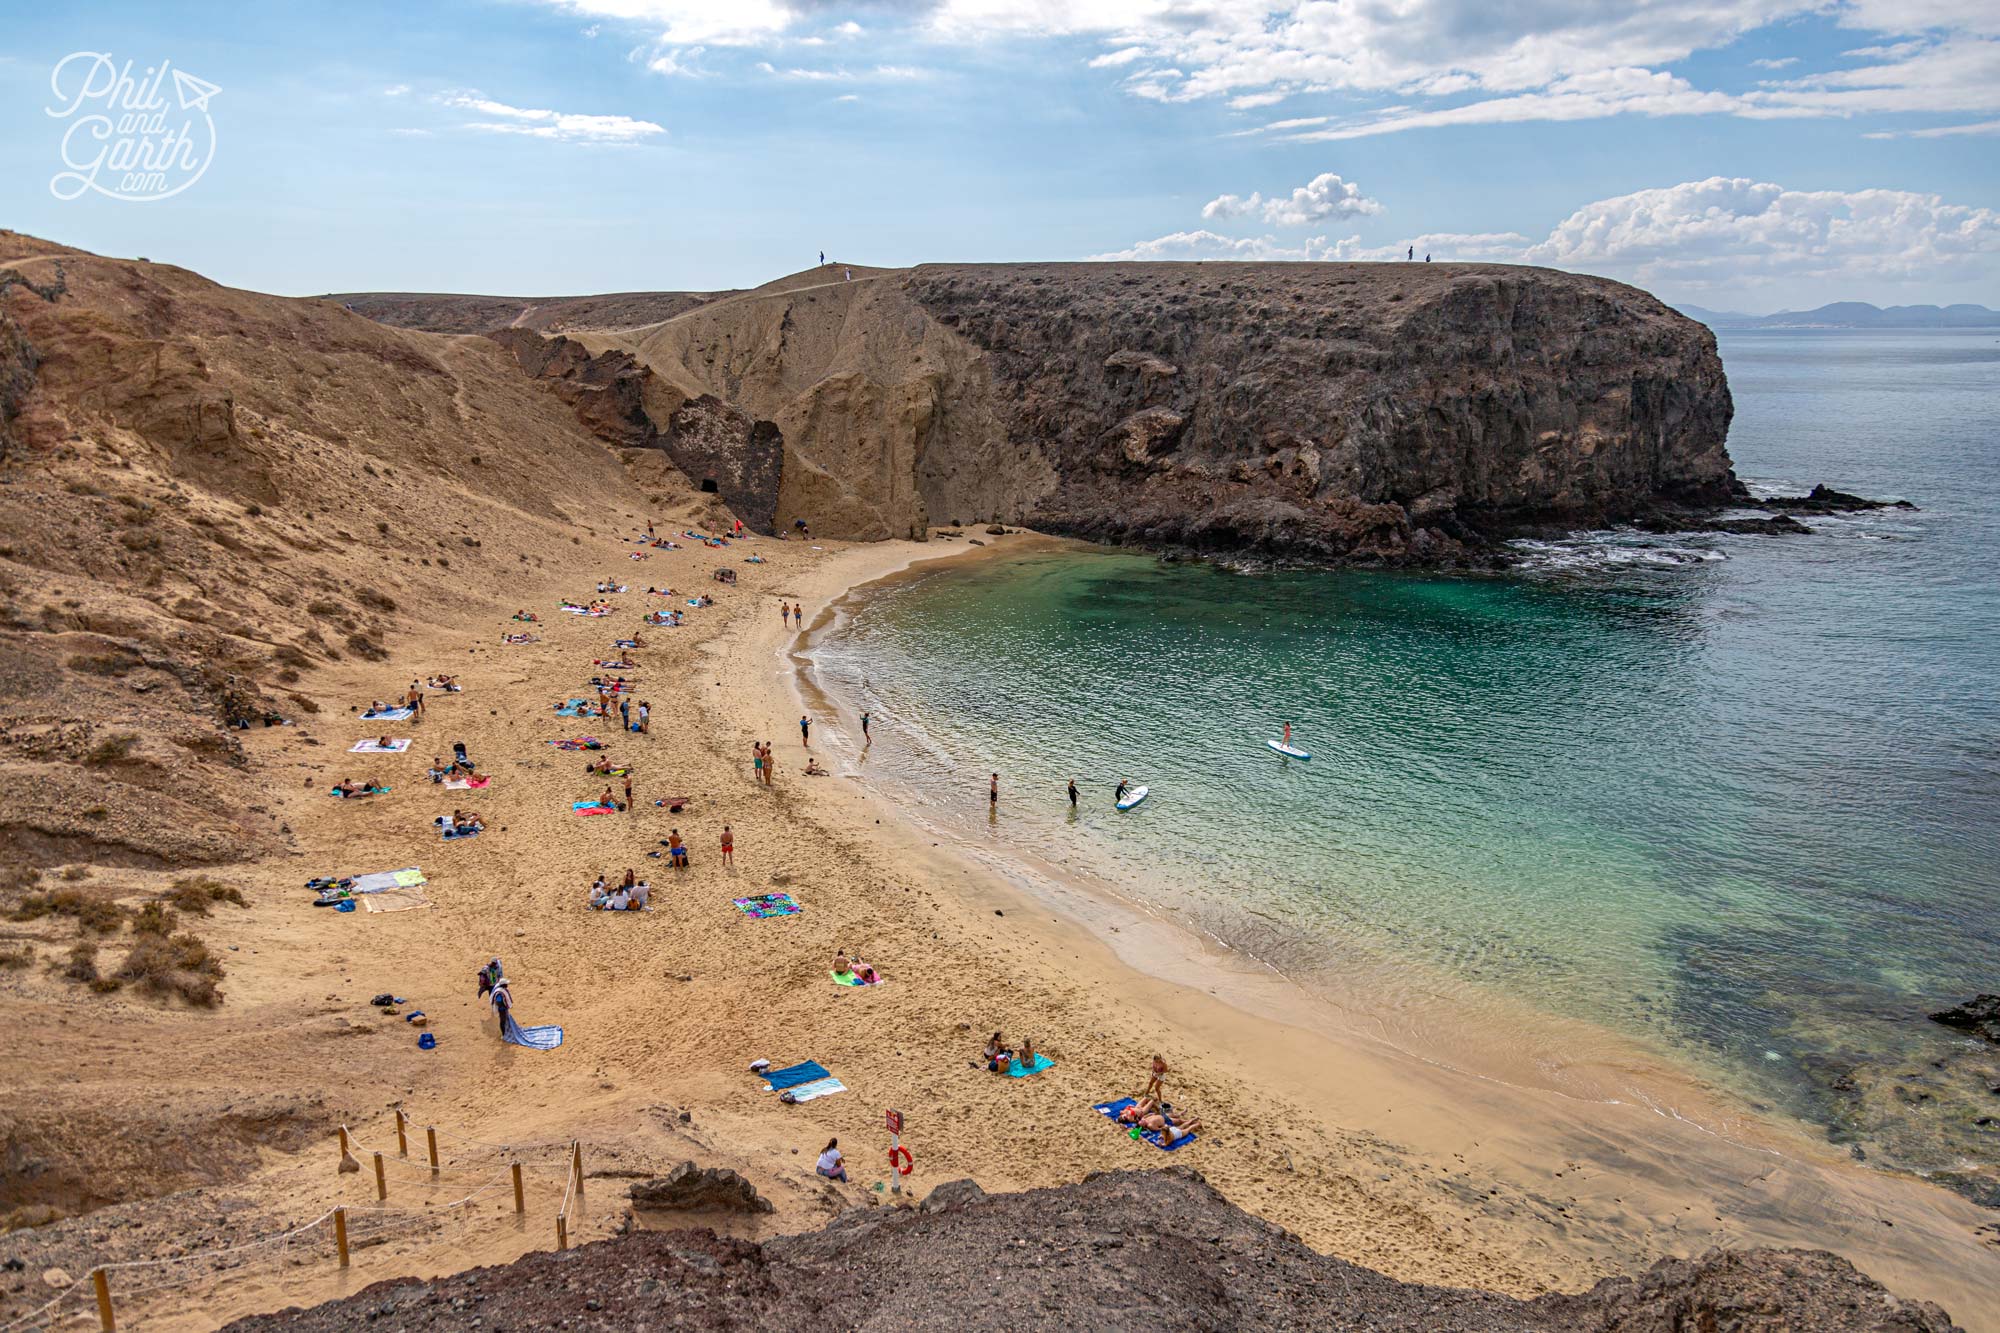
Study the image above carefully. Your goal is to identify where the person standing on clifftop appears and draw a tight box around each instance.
[1407,245,1413,261]
[819,250,825,266]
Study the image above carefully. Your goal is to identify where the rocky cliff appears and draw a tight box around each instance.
[224,1168,1961,1332]
[430,261,1736,563]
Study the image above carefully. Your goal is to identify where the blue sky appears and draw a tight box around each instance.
[3,0,1996,311]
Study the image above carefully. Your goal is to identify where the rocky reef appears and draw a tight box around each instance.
[223,1168,1962,1332]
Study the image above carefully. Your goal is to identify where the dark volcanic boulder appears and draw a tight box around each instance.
[1929,995,2000,1045]
[628,1161,773,1214]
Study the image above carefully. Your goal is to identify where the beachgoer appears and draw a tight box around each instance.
[800,714,811,746]
[856,965,878,984]
[668,829,688,868]
[720,824,734,865]
[819,250,825,266]
[860,710,871,742]
[1017,1036,1038,1068]
[1144,1054,1168,1100]
[638,701,651,734]
[990,773,999,807]
[623,776,633,811]
[620,698,631,731]
[834,952,852,975]
[1407,244,1413,261]
[1425,253,1431,262]
[781,602,790,628]
[792,601,803,625]
[1116,778,1130,804]
[984,1032,1012,1072]
[805,757,827,776]
[599,786,618,811]
[843,267,851,282]
[816,1138,847,1181]
[1068,778,1077,808]
[589,874,609,908]
[1142,1109,1201,1145]
[752,742,765,784]
[478,958,504,997]
[763,742,777,784]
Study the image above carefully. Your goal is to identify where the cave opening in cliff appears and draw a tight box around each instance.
[699,478,718,493]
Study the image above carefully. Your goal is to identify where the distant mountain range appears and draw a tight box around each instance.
[1676,301,2000,329]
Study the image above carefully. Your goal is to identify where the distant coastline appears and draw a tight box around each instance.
[1677,300,2000,329]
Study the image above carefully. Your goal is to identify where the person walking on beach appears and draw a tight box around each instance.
[781,602,791,628]
[792,601,804,626]
[860,710,871,743]
[800,714,811,747]
[623,775,633,812]
[721,824,734,865]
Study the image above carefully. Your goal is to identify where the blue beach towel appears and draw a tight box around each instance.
[762,1060,830,1091]
[502,1015,564,1050]
[1093,1098,1198,1152]
[554,699,591,717]
[1008,1053,1054,1078]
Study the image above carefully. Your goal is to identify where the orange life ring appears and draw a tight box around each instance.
[887,1145,913,1175]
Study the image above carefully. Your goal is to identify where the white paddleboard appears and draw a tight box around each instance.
[1267,740,1311,760]
[1115,785,1149,811]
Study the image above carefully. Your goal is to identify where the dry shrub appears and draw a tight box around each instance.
[165,876,245,915]
[131,902,177,936]
[355,587,396,612]
[15,889,128,934]
[0,943,32,969]
[344,633,387,661]
[83,733,140,767]
[305,599,345,618]
[64,939,100,982]
[59,865,90,882]
[117,530,162,552]
[116,929,224,1005]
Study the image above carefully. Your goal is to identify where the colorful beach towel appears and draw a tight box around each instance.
[1008,1053,1054,1078]
[784,1077,846,1102]
[554,699,593,717]
[349,868,427,894]
[733,894,799,918]
[361,706,415,721]
[572,801,617,817]
[549,738,604,751]
[762,1060,830,1091]
[1092,1099,1198,1152]
[501,1015,564,1050]
[350,738,412,753]
[443,776,491,790]
[329,785,389,799]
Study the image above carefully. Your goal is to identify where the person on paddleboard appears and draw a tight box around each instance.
[1283,722,1293,746]
[1115,778,1131,804]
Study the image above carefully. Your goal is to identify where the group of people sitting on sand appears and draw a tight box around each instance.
[425,744,477,783]
[1112,1097,1201,1146]
[583,758,627,776]
[511,611,539,623]
[562,599,613,615]
[589,869,650,910]
[644,609,684,627]
[436,809,485,835]
[425,674,461,691]
[594,581,627,594]
[982,1031,1041,1074]
[831,952,881,985]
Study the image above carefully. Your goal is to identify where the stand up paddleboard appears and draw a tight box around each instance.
[1115,785,1150,811]
[1266,740,1311,760]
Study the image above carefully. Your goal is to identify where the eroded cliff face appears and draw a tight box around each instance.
[458,261,1735,563]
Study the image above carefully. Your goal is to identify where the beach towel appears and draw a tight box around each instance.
[361,706,415,721]
[329,786,389,799]
[733,894,799,918]
[572,801,617,817]
[441,826,481,841]
[443,776,491,790]
[349,868,427,894]
[549,738,603,751]
[831,969,883,987]
[762,1060,831,1091]
[594,660,636,670]
[784,1077,846,1102]
[1092,1099,1198,1152]
[362,887,431,913]
[554,699,592,717]
[1008,1053,1054,1078]
[501,1014,564,1050]
[613,639,639,649]
[350,738,411,753]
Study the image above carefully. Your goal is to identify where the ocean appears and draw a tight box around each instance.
[809,330,2000,1197]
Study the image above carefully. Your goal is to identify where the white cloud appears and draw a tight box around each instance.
[1524,177,2000,291]
[836,21,863,37]
[535,0,792,46]
[1200,192,1262,220]
[1865,117,2000,137]
[438,91,666,142]
[1089,228,1529,262]
[836,93,861,102]
[1749,56,1798,68]
[383,83,410,97]
[1261,172,1382,224]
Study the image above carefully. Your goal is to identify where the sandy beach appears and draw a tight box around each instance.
[5,519,1994,1330]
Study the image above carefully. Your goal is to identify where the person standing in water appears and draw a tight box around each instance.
[800,714,811,746]
[989,773,999,808]
[1067,778,1078,809]
[1116,778,1131,805]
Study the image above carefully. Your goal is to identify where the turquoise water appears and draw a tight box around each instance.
[813,331,2000,1182]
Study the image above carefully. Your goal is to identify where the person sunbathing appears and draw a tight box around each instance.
[855,965,879,984]
[1117,1098,1160,1125]
[1138,1108,1201,1145]
[332,778,370,797]
[375,735,393,750]
[804,758,829,776]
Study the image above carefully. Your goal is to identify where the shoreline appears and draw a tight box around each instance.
[9,519,1992,1331]
[752,532,2000,1327]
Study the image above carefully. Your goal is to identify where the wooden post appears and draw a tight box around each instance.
[373,1152,387,1201]
[571,1141,584,1201]
[395,1110,408,1157]
[334,1208,350,1268]
[512,1162,525,1213]
[92,1268,114,1332]
[426,1126,439,1176]
[556,1213,568,1251]
[338,1125,350,1158]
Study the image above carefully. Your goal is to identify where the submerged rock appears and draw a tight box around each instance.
[1930,995,2000,1045]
